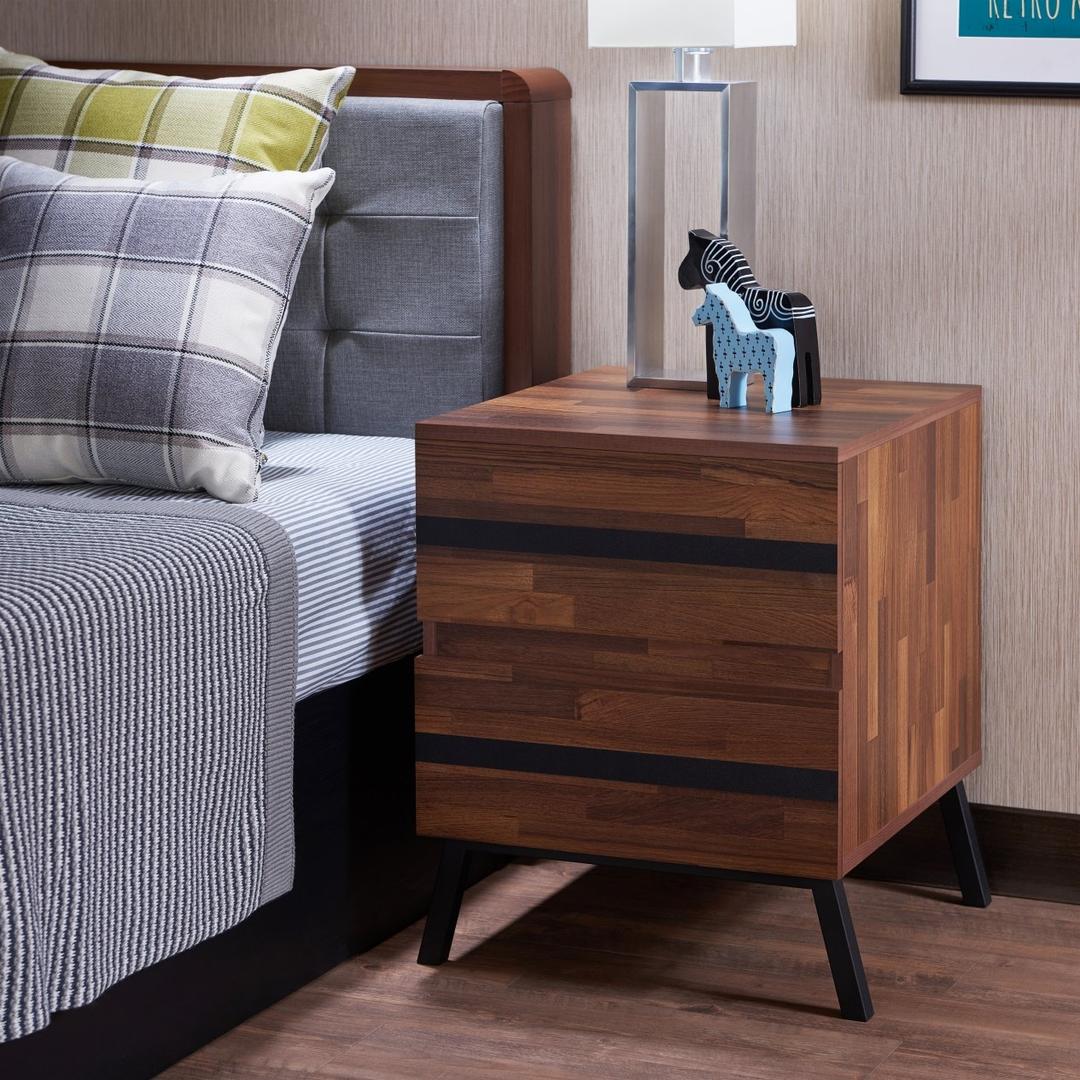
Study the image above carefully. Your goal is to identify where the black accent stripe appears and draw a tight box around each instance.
[417,516,837,574]
[416,733,838,803]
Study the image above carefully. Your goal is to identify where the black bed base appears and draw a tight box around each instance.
[0,656,494,1080]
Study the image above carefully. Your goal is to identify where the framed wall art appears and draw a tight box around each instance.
[902,0,1080,97]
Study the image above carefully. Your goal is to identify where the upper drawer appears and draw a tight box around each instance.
[416,439,838,544]
[417,549,838,650]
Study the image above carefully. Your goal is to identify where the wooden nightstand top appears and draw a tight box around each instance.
[417,366,981,463]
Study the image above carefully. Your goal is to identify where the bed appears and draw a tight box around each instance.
[0,62,571,1080]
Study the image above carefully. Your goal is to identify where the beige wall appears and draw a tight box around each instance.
[9,0,1080,814]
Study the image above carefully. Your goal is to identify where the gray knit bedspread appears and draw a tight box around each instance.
[0,489,298,1042]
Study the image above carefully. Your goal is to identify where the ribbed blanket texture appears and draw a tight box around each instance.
[0,489,297,1042]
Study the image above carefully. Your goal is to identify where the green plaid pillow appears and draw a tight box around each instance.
[0,48,354,180]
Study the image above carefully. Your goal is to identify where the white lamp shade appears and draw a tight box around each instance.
[588,0,797,49]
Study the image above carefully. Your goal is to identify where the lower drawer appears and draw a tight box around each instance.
[416,763,839,879]
[415,651,841,879]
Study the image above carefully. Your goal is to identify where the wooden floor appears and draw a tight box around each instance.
[162,861,1080,1079]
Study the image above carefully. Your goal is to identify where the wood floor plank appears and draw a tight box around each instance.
[321,1015,728,1080]
[161,863,1080,1080]
[159,996,384,1079]
[329,956,902,1076]
[867,1047,1061,1080]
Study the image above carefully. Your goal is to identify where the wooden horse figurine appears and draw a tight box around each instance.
[679,229,821,407]
[692,284,795,414]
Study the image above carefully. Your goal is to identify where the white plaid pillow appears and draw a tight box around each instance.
[0,156,334,502]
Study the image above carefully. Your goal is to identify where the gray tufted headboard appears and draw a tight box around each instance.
[69,63,572,430]
[266,96,505,437]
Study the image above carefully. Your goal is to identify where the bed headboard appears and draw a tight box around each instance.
[271,92,506,435]
[63,63,572,435]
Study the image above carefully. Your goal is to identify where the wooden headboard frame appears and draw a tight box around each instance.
[65,63,573,392]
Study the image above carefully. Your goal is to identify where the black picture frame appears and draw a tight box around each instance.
[901,0,1080,98]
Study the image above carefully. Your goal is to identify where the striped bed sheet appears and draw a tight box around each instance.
[255,431,421,699]
[17,432,421,701]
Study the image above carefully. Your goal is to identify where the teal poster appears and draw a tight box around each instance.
[960,0,1080,37]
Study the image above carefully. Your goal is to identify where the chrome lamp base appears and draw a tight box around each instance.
[672,46,718,83]
[627,68,758,389]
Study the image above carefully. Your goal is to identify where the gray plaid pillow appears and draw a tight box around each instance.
[0,156,334,502]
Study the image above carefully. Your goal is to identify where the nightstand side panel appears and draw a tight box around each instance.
[839,404,982,871]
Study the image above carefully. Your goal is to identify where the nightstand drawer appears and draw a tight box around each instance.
[417,441,838,544]
[417,435,840,652]
[415,655,839,772]
[417,549,839,650]
[415,653,841,877]
[416,764,839,879]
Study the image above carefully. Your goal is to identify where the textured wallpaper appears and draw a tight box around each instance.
[8,0,1080,814]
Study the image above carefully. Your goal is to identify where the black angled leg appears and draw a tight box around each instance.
[939,781,992,908]
[812,880,874,1022]
[418,841,472,966]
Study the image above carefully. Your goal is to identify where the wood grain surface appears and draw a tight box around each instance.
[13,0,1079,814]
[418,548,839,648]
[417,657,840,770]
[416,439,839,542]
[429,622,841,692]
[416,764,840,879]
[839,405,983,870]
[160,862,1080,1080]
[418,367,980,463]
[415,370,980,878]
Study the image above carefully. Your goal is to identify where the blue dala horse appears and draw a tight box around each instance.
[678,229,821,407]
[692,285,795,414]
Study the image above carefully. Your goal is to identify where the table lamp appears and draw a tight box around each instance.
[589,0,798,388]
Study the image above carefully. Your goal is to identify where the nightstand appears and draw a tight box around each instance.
[412,367,989,1021]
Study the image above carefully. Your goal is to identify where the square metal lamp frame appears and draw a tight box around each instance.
[627,80,758,390]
